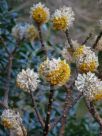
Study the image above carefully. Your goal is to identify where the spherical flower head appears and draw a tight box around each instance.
[16,68,40,92]
[74,45,99,73]
[1,109,22,129]
[39,58,71,86]
[51,6,75,31]
[12,24,27,41]
[30,2,50,25]
[25,24,39,42]
[75,72,102,101]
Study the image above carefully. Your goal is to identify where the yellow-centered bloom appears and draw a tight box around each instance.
[30,3,50,25]
[39,58,70,86]
[51,6,75,31]
[74,45,99,73]
[75,72,102,101]
[1,109,22,129]
[25,24,38,42]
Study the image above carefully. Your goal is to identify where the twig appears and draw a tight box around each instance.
[3,54,13,107]
[43,86,54,136]
[82,33,92,45]
[3,40,19,107]
[85,99,102,136]
[93,31,102,49]
[65,29,74,51]
[50,92,82,130]
[37,25,47,57]
[59,89,72,136]
[29,87,45,128]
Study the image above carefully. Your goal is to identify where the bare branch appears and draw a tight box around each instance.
[50,92,82,130]
[29,88,45,128]
[43,86,54,136]
[85,99,102,136]
[59,89,72,136]
[93,31,102,49]
[82,33,92,45]
[65,29,74,51]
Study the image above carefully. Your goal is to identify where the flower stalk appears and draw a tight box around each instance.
[59,89,72,136]
[43,86,54,136]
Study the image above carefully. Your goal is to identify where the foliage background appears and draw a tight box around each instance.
[0,0,102,135]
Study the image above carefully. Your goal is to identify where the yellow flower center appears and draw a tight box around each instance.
[52,16,68,31]
[39,60,70,86]
[32,7,48,24]
[79,61,97,73]
[26,25,38,41]
[73,46,84,58]
[2,118,13,129]
[93,93,102,101]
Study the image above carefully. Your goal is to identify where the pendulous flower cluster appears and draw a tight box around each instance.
[12,23,27,41]
[16,68,40,92]
[12,23,38,42]
[73,45,99,73]
[51,6,75,31]
[39,58,71,86]
[30,2,50,25]
[75,72,102,101]
[1,109,27,136]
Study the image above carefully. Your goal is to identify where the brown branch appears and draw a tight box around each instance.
[43,86,54,136]
[82,33,92,45]
[85,99,102,136]
[50,92,82,130]
[29,88,45,128]
[93,31,102,49]
[3,54,13,107]
[59,89,72,136]
[3,40,19,107]
[65,29,74,51]
[37,25,47,57]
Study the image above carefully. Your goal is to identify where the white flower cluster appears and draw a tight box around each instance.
[12,23,27,41]
[16,68,40,92]
[12,23,38,42]
[75,72,102,101]
[40,58,61,75]
[75,45,99,67]
[52,6,75,29]
[1,109,27,136]
[30,2,50,23]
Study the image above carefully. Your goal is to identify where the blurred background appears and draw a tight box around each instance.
[0,0,102,136]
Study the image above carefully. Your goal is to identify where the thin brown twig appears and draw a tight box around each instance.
[3,40,19,107]
[3,54,13,107]
[43,86,54,136]
[93,31,102,49]
[82,33,92,45]
[37,25,47,57]
[85,99,102,136]
[50,92,82,130]
[59,89,73,136]
[29,87,45,128]
[65,29,74,51]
